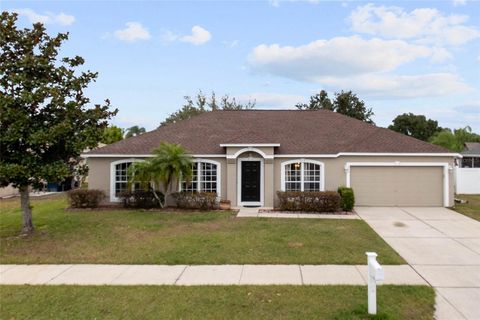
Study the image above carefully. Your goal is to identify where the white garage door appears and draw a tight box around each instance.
[351,166,443,206]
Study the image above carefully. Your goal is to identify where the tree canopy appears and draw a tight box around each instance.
[160,91,255,126]
[296,90,374,124]
[102,125,124,144]
[125,125,146,138]
[430,126,480,152]
[0,12,117,233]
[388,113,443,141]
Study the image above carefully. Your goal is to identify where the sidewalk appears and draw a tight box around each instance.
[0,264,426,286]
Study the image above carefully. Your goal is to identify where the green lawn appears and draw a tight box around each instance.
[0,195,404,264]
[0,285,435,320]
[453,194,480,222]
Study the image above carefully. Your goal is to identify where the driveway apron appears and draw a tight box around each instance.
[356,207,480,320]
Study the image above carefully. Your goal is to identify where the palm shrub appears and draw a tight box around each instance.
[127,142,192,208]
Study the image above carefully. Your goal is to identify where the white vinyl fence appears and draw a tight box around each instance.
[455,167,480,194]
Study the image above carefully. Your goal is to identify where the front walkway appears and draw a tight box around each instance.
[356,207,480,320]
[0,264,424,286]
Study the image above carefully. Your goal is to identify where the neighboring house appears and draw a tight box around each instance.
[460,142,480,168]
[455,142,480,194]
[0,184,19,199]
[82,110,459,207]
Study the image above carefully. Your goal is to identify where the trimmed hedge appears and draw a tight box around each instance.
[171,192,218,210]
[68,189,105,208]
[337,187,355,212]
[120,190,164,209]
[276,191,340,212]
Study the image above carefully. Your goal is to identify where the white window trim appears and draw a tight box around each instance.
[237,157,265,207]
[109,158,144,202]
[227,147,274,160]
[178,159,222,198]
[344,162,451,207]
[220,143,280,148]
[280,159,325,192]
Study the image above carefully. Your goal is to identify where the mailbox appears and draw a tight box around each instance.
[366,252,384,315]
[369,259,384,281]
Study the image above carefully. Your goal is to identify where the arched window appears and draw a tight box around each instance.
[180,160,221,196]
[110,159,143,201]
[281,160,324,192]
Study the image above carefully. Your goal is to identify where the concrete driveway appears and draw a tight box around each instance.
[356,207,480,320]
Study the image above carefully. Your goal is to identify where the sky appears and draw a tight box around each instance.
[3,0,480,132]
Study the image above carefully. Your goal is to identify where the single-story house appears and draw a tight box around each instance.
[82,110,460,207]
[460,142,480,168]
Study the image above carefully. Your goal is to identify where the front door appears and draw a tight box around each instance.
[241,161,261,203]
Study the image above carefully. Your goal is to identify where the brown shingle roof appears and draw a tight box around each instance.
[86,110,450,155]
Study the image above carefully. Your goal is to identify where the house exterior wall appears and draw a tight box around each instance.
[87,156,227,204]
[0,184,19,198]
[87,155,455,207]
[273,156,455,208]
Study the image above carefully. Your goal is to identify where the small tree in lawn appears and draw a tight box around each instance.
[128,143,192,207]
[0,12,117,233]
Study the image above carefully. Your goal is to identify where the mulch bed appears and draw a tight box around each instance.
[258,209,356,215]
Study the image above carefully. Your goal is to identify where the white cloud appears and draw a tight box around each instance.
[248,34,470,98]
[249,36,446,82]
[180,26,212,45]
[237,92,305,108]
[14,8,75,26]
[114,22,151,43]
[453,0,467,6]
[317,73,471,98]
[349,4,480,46]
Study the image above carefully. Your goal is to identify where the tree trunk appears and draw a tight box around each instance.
[19,185,34,234]
[151,182,164,208]
[163,181,170,208]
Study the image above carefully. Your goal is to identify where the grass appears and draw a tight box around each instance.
[0,285,435,320]
[0,195,404,265]
[453,194,480,222]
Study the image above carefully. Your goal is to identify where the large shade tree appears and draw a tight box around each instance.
[101,125,124,144]
[0,12,117,233]
[296,90,375,124]
[160,91,255,126]
[128,142,192,207]
[388,113,443,141]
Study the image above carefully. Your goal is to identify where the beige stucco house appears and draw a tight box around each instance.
[82,110,460,208]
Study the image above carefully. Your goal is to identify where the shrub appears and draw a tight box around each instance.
[337,187,355,212]
[171,192,218,210]
[68,189,105,208]
[120,190,164,209]
[276,191,340,212]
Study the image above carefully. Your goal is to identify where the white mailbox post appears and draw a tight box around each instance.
[366,252,384,315]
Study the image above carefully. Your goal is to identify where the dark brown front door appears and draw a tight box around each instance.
[241,161,261,202]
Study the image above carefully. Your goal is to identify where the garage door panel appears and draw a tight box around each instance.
[351,167,443,206]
